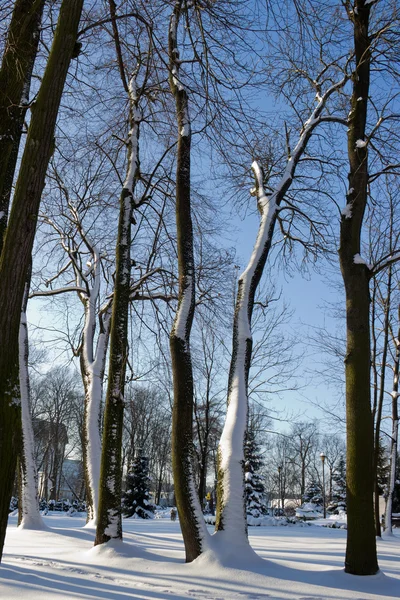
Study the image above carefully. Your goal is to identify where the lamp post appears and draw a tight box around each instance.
[320,452,326,519]
[278,465,282,513]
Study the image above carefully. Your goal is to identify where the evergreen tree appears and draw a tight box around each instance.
[122,454,154,519]
[244,429,266,519]
[302,480,323,506]
[328,456,346,513]
[376,440,389,496]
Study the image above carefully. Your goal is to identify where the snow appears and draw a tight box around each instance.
[173,278,193,342]
[2,513,400,599]
[354,253,371,268]
[355,139,367,148]
[341,204,352,219]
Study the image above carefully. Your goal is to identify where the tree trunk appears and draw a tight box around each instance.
[168,1,209,563]
[79,254,111,526]
[373,267,392,537]
[339,0,378,576]
[0,0,45,253]
[385,306,399,534]
[214,73,346,549]
[215,163,277,548]
[95,77,140,546]
[19,264,45,529]
[0,0,83,561]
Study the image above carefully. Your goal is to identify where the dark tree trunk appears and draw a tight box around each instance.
[373,267,391,537]
[0,0,84,561]
[0,0,45,253]
[168,1,208,563]
[95,79,140,545]
[339,0,378,576]
[385,306,399,533]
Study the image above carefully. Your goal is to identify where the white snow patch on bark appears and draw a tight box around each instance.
[173,278,193,342]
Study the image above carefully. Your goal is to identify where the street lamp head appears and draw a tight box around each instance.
[320,452,326,463]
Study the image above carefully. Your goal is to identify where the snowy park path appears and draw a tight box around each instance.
[0,514,399,599]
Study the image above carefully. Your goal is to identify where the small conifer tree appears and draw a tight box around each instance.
[302,480,323,506]
[244,429,266,519]
[122,454,154,519]
[328,456,346,513]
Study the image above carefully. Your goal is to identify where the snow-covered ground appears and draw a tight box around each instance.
[1,513,400,599]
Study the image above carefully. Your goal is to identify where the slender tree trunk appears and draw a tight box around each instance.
[215,163,277,547]
[95,77,140,546]
[79,253,111,526]
[214,74,346,548]
[339,0,378,576]
[19,264,45,529]
[0,0,45,253]
[0,0,83,561]
[168,1,209,563]
[385,306,400,534]
[373,267,392,537]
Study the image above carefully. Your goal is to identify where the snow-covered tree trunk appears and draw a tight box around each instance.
[80,252,111,526]
[338,0,378,576]
[0,0,44,253]
[168,1,210,563]
[385,308,400,535]
[0,0,84,561]
[18,267,44,530]
[95,76,140,546]
[214,75,346,551]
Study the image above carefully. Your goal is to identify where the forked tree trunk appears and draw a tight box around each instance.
[339,0,378,576]
[0,0,45,253]
[18,265,45,529]
[78,248,111,526]
[0,0,83,561]
[385,307,400,534]
[214,73,346,548]
[95,78,140,546]
[168,1,209,563]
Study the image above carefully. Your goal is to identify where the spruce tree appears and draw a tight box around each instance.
[328,456,346,513]
[244,429,266,519]
[302,480,323,506]
[122,454,154,519]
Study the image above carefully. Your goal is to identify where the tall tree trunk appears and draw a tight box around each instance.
[215,162,278,549]
[168,1,209,563]
[95,77,140,546]
[214,71,344,545]
[0,0,45,253]
[19,264,45,529]
[373,267,392,537]
[339,0,378,576]
[81,309,111,526]
[385,306,400,534]
[79,249,111,526]
[0,0,83,561]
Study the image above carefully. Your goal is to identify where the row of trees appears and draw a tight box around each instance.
[0,0,399,578]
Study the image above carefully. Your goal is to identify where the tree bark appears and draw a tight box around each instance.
[0,0,84,561]
[339,0,378,576]
[0,0,45,254]
[168,1,209,563]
